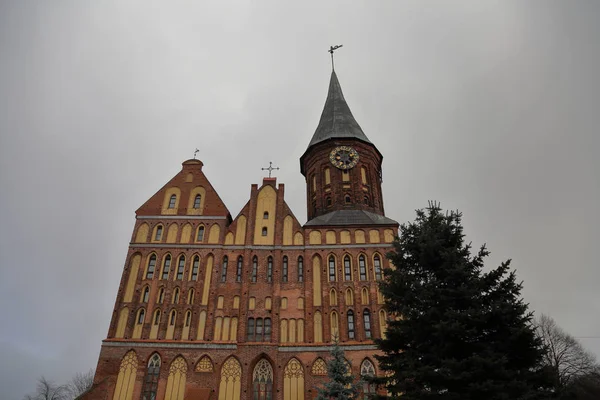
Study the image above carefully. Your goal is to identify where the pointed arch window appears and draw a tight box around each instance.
[251,256,258,283]
[329,289,338,306]
[328,256,336,282]
[155,225,163,241]
[176,256,185,280]
[191,256,199,281]
[267,256,273,283]
[359,255,367,281]
[221,256,228,282]
[157,287,164,304]
[173,288,180,304]
[187,289,195,304]
[142,354,161,400]
[185,310,192,327]
[141,286,150,303]
[347,310,355,340]
[168,194,177,209]
[153,309,161,325]
[361,359,377,397]
[363,309,372,339]
[345,288,354,305]
[161,255,171,280]
[236,256,243,282]
[374,255,382,281]
[345,194,351,204]
[196,225,205,242]
[193,194,201,209]
[344,256,351,281]
[253,359,273,400]
[137,308,146,324]
[297,256,304,282]
[169,310,176,325]
[282,256,288,282]
[146,255,157,279]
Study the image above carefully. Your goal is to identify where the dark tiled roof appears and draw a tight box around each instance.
[304,210,398,227]
[307,71,372,149]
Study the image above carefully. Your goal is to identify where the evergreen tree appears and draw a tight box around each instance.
[371,202,548,400]
[316,338,361,400]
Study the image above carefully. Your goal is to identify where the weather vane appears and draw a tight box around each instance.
[328,44,343,70]
[193,148,199,159]
[261,161,280,178]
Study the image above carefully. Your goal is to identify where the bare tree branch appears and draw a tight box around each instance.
[66,369,95,399]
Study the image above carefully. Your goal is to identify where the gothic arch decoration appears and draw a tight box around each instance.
[164,356,188,400]
[252,359,274,400]
[112,350,138,400]
[360,359,377,396]
[283,358,305,400]
[311,358,327,376]
[218,357,242,400]
[196,355,214,372]
[141,353,161,400]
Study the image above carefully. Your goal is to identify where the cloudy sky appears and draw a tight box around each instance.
[1,1,599,398]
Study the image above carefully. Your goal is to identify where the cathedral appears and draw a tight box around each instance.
[84,68,399,400]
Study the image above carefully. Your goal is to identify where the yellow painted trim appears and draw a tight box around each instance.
[369,229,381,243]
[314,311,323,343]
[233,296,240,309]
[115,307,129,339]
[112,350,138,400]
[283,216,293,245]
[180,223,192,244]
[384,229,395,243]
[224,232,234,245]
[234,215,246,245]
[324,168,331,185]
[197,310,207,340]
[164,356,187,400]
[166,223,178,243]
[135,223,149,243]
[309,230,322,245]
[293,232,303,245]
[124,254,141,302]
[208,224,221,244]
[340,230,351,244]
[218,357,242,400]
[201,255,213,305]
[312,256,322,306]
[187,186,207,216]
[253,185,277,245]
[162,187,181,215]
[355,230,366,244]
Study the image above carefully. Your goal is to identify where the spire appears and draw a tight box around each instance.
[306,71,372,149]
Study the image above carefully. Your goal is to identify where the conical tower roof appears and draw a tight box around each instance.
[306,70,372,149]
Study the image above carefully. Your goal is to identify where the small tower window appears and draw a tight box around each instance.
[193,194,201,209]
[262,227,268,236]
[168,194,177,209]
[345,195,351,204]
[326,197,332,207]
[263,211,269,219]
[154,225,163,241]
[364,196,369,205]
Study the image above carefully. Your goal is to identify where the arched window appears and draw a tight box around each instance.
[154,225,163,241]
[168,194,177,209]
[326,197,332,207]
[263,211,269,219]
[297,256,304,282]
[374,255,382,281]
[363,196,369,205]
[221,256,228,282]
[282,256,288,282]
[185,310,192,327]
[328,256,336,282]
[161,255,171,280]
[247,318,255,341]
[251,256,258,283]
[137,308,146,324]
[329,289,337,306]
[361,359,377,397]
[169,310,176,326]
[236,256,243,282]
[219,357,242,400]
[196,225,205,242]
[267,257,273,283]
[176,256,185,280]
[347,310,355,340]
[330,311,339,341]
[344,256,351,281]
[345,288,354,305]
[146,254,157,279]
[256,318,264,341]
[191,256,199,281]
[264,318,272,341]
[359,255,367,281]
[196,356,213,372]
[153,309,161,325]
[345,194,351,204]
[253,359,274,400]
[281,297,288,309]
[261,227,268,236]
[142,354,161,400]
[187,289,195,304]
[157,287,164,304]
[193,194,201,209]
[363,309,372,339]
[311,358,327,376]
[141,286,149,303]
[173,288,180,304]
[283,358,305,400]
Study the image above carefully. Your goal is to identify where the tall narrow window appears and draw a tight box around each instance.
[374,256,382,281]
[363,309,372,339]
[251,256,258,283]
[359,255,367,281]
[329,256,336,282]
[247,318,255,341]
[141,354,161,400]
[297,256,304,282]
[153,310,161,325]
[193,194,201,209]
[169,310,176,325]
[146,255,156,279]
[142,286,149,303]
[157,287,164,304]
[261,227,267,236]
[236,256,243,282]
[187,289,195,304]
[267,257,273,282]
[173,288,180,304]
[191,256,199,281]
[263,211,269,219]
[347,310,355,340]
[196,225,205,242]
[176,256,185,280]
[345,194,351,204]
[137,309,146,324]
[221,256,228,282]
[282,256,288,282]
[344,256,351,281]
[253,359,274,400]
[185,310,192,327]
[361,359,377,397]
[161,255,171,280]
[256,318,264,341]
[264,318,272,341]
[155,225,163,241]
[168,194,176,208]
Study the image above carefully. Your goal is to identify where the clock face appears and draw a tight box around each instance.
[329,146,359,170]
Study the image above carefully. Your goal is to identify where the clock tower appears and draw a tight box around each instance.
[301,71,394,225]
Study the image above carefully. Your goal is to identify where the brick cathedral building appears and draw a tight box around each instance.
[84,69,399,400]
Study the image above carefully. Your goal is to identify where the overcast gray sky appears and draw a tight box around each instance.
[1,1,599,398]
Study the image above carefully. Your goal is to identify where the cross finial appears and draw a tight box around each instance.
[328,44,343,70]
[261,161,280,178]
[193,148,199,159]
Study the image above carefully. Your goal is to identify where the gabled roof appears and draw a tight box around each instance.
[304,209,398,227]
